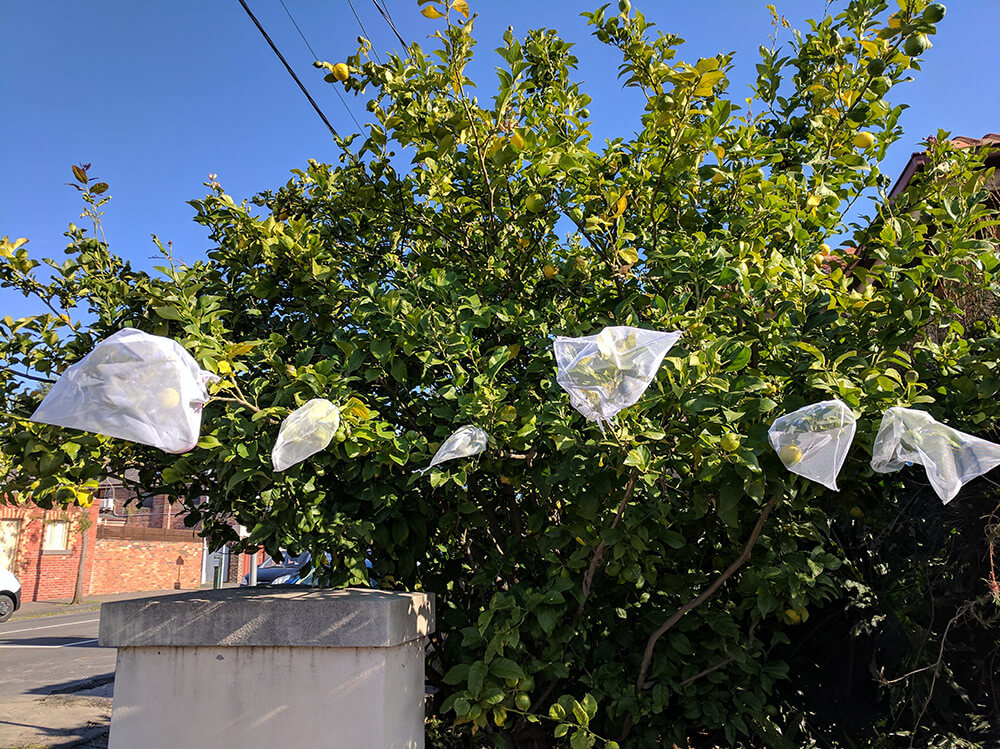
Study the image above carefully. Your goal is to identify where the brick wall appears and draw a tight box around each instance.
[1,501,99,602]
[88,534,203,595]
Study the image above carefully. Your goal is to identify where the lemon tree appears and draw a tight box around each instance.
[3,1,1000,746]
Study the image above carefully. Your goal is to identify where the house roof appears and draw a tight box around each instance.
[888,132,1000,201]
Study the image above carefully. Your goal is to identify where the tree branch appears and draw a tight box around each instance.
[3,367,56,384]
[635,493,778,690]
[572,470,637,626]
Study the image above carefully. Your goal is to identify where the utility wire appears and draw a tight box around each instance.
[236,0,340,140]
[370,0,408,48]
[278,0,363,133]
[346,0,383,63]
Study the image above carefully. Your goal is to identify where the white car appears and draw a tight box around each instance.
[0,566,21,623]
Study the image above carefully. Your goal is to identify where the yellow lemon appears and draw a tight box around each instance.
[853,132,876,149]
[331,63,350,82]
[779,444,803,465]
[849,506,864,519]
[159,387,180,409]
[499,405,518,422]
[811,252,826,267]
[785,608,802,624]
[499,475,513,485]
[542,263,558,280]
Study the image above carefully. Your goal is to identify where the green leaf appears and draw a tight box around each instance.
[468,661,487,698]
[490,657,524,681]
[153,305,184,321]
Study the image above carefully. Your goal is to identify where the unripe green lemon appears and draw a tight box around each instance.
[515,694,531,711]
[720,433,741,452]
[785,608,802,624]
[904,33,930,57]
[525,193,545,214]
[850,505,864,520]
[923,3,946,23]
[867,58,886,76]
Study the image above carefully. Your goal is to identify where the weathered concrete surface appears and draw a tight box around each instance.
[99,586,434,648]
[108,641,424,749]
[101,588,435,749]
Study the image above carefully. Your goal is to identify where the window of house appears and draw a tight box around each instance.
[43,521,70,551]
[98,489,114,511]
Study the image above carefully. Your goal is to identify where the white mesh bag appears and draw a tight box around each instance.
[870,407,1000,503]
[768,399,856,491]
[272,399,341,472]
[554,326,681,430]
[416,425,489,474]
[30,328,216,454]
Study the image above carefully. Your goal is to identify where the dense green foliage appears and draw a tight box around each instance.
[3,0,999,745]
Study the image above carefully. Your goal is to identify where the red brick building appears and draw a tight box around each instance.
[0,501,99,602]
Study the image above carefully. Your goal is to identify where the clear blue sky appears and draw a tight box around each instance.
[1,1,996,321]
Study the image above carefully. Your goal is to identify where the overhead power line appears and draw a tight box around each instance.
[278,0,363,132]
[370,0,408,48]
[346,0,383,63]
[236,0,340,140]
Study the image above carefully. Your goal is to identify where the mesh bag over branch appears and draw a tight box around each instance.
[871,406,1000,503]
[554,326,681,430]
[30,328,216,454]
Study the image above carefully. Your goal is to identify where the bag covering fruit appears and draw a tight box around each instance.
[768,399,856,491]
[30,328,216,453]
[416,425,488,474]
[271,398,341,472]
[870,407,1000,503]
[554,326,681,430]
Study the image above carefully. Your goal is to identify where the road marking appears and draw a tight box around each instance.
[0,638,99,649]
[1,618,100,635]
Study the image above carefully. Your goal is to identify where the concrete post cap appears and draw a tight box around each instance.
[99,587,435,648]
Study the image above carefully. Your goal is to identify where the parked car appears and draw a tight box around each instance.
[239,551,309,587]
[0,566,22,623]
[274,556,374,587]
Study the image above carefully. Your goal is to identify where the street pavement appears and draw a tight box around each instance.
[0,588,217,748]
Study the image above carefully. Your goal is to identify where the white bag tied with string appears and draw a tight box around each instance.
[30,328,216,454]
[272,399,341,472]
[768,399,856,491]
[416,425,488,474]
[554,326,681,430]
[870,407,1000,503]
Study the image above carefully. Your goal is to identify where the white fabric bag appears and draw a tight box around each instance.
[871,407,1000,503]
[554,326,681,430]
[768,399,856,491]
[30,328,216,454]
[272,399,341,472]
[416,425,488,474]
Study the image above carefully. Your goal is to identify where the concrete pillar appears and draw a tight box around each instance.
[99,587,434,749]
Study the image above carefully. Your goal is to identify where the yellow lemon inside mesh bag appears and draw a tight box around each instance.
[159,387,181,409]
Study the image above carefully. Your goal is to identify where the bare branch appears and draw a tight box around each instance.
[636,493,778,690]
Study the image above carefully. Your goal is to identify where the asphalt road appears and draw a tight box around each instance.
[0,609,115,701]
